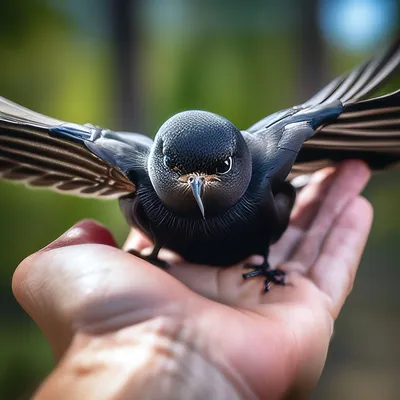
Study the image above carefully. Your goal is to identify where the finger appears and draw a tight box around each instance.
[122,228,153,252]
[14,219,119,301]
[309,196,373,319]
[13,221,193,359]
[14,220,118,295]
[12,220,119,358]
[290,160,370,271]
[290,167,336,229]
[269,167,335,267]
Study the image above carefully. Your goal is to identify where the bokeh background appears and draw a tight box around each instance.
[0,0,399,398]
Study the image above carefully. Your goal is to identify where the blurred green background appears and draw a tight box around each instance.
[0,0,399,398]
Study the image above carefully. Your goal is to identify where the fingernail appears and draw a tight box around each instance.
[40,219,118,252]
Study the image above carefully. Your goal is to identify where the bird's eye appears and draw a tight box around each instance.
[215,157,232,175]
[163,155,180,173]
[163,155,172,168]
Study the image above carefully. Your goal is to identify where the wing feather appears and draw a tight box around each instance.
[0,97,136,198]
[247,38,400,178]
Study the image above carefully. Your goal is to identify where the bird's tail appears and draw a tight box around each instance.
[293,38,400,175]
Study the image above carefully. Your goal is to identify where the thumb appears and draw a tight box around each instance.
[12,220,194,360]
[12,220,120,359]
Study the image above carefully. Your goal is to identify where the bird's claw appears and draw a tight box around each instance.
[127,249,169,269]
[243,263,286,292]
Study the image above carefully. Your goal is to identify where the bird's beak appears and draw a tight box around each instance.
[188,175,205,219]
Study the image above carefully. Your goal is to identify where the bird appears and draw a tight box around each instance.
[1,40,400,291]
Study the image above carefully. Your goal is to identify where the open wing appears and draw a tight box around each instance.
[0,96,151,198]
[294,90,400,175]
[302,37,400,108]
[247,37,400,178]
[294,38,400,175]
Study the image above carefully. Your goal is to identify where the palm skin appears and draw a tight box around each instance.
[13,160,372,400]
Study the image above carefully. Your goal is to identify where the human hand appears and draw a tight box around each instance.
[13,160,372,400]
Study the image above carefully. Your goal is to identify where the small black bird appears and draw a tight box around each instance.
[1,41,400,290]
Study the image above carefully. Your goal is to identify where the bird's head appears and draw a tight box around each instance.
[148,110,252,218]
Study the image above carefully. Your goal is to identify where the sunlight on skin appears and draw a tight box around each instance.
[12,160,373,400]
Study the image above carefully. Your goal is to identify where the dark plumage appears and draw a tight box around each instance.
[1,40,400,290]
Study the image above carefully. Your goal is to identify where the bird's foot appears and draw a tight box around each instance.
[243,262,286,292]
[127,249,169,270]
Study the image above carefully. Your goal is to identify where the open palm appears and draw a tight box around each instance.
[13,160,372,400]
